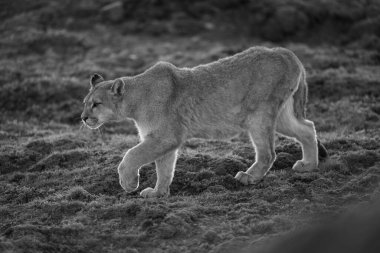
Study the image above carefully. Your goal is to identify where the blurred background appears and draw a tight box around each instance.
[1,0,379,128]
[0,1,379,253]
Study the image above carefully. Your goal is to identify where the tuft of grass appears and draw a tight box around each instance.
[341,150,379,171]
[153,213,192,239]
[195,169,215,180]
[66,186,95,202]
[92,202,142,220]
[272,152,297,170]
[202,230,221,244]
[250,220,276,234]
[319,159,350,175]
[29,149,91,172]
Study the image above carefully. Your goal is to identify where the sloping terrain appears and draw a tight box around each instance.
[0,1,380,252]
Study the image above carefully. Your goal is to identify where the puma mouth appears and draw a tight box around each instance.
[86,123,103,129]
[83,119,103,129]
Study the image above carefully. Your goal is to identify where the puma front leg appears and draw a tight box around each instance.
[140,149,178,198]
[117,135,180,193]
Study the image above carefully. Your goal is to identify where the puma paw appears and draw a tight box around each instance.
[119,174,139,193]
[140,187,169,198]
[292,160,318,172]
[234,171,262,185]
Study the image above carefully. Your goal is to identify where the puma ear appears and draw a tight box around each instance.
[111,78,125,95]
[90,73,104,88]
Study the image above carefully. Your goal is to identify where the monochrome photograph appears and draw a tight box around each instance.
[0,0,379,252]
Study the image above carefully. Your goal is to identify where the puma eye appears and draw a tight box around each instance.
[92,102,102,108]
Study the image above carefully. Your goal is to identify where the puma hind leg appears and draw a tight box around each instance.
[235,109,276,185]
[276,99,319,172]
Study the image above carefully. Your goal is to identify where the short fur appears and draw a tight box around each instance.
[81,46,327,198]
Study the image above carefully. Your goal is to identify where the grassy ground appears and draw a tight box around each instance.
[1,2,380,253]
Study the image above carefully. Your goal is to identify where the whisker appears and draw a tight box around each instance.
[79,121,86,131]
[98,125,107,144]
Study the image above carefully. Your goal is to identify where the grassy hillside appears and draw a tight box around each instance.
[0,1,379,252]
